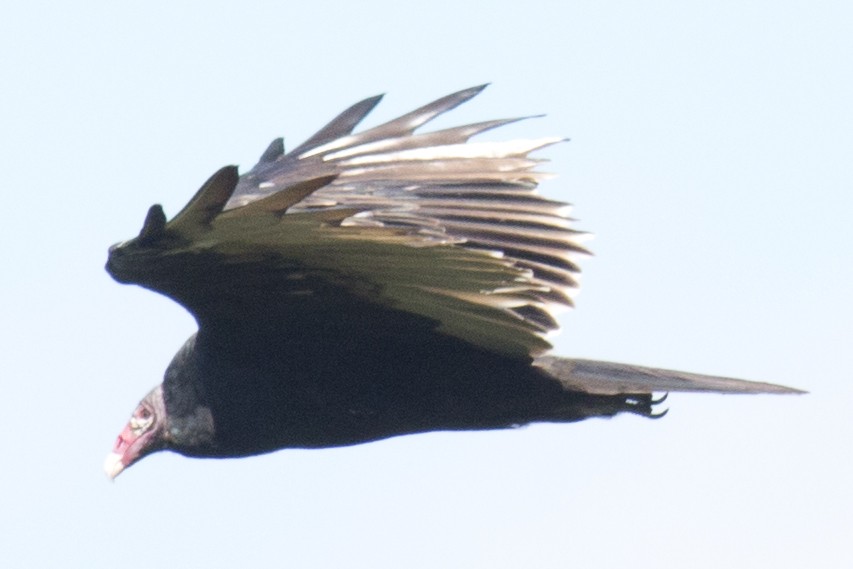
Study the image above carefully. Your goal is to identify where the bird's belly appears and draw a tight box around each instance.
[205,357,552,456]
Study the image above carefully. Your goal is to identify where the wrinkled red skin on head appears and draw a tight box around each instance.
[112,424,138,462]
[112,405,158,470]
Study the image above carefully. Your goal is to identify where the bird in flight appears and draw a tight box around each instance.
[104,86,801,479]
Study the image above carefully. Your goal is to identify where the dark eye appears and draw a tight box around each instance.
[138,407,152,420]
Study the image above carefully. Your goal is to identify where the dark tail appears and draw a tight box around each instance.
[525,356,804,424]
[535,356,805,395]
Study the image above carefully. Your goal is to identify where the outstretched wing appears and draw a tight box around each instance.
[107,86,586,358]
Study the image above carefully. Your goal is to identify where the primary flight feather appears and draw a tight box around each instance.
[104,85,801,478]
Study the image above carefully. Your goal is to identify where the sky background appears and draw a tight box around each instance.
[2,1,851,568]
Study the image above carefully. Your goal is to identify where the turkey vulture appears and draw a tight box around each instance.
[104,85,801,478]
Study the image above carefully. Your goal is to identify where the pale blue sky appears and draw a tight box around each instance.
[2,2,851,568]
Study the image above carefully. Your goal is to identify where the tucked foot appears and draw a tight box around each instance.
[623,393,669,419]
